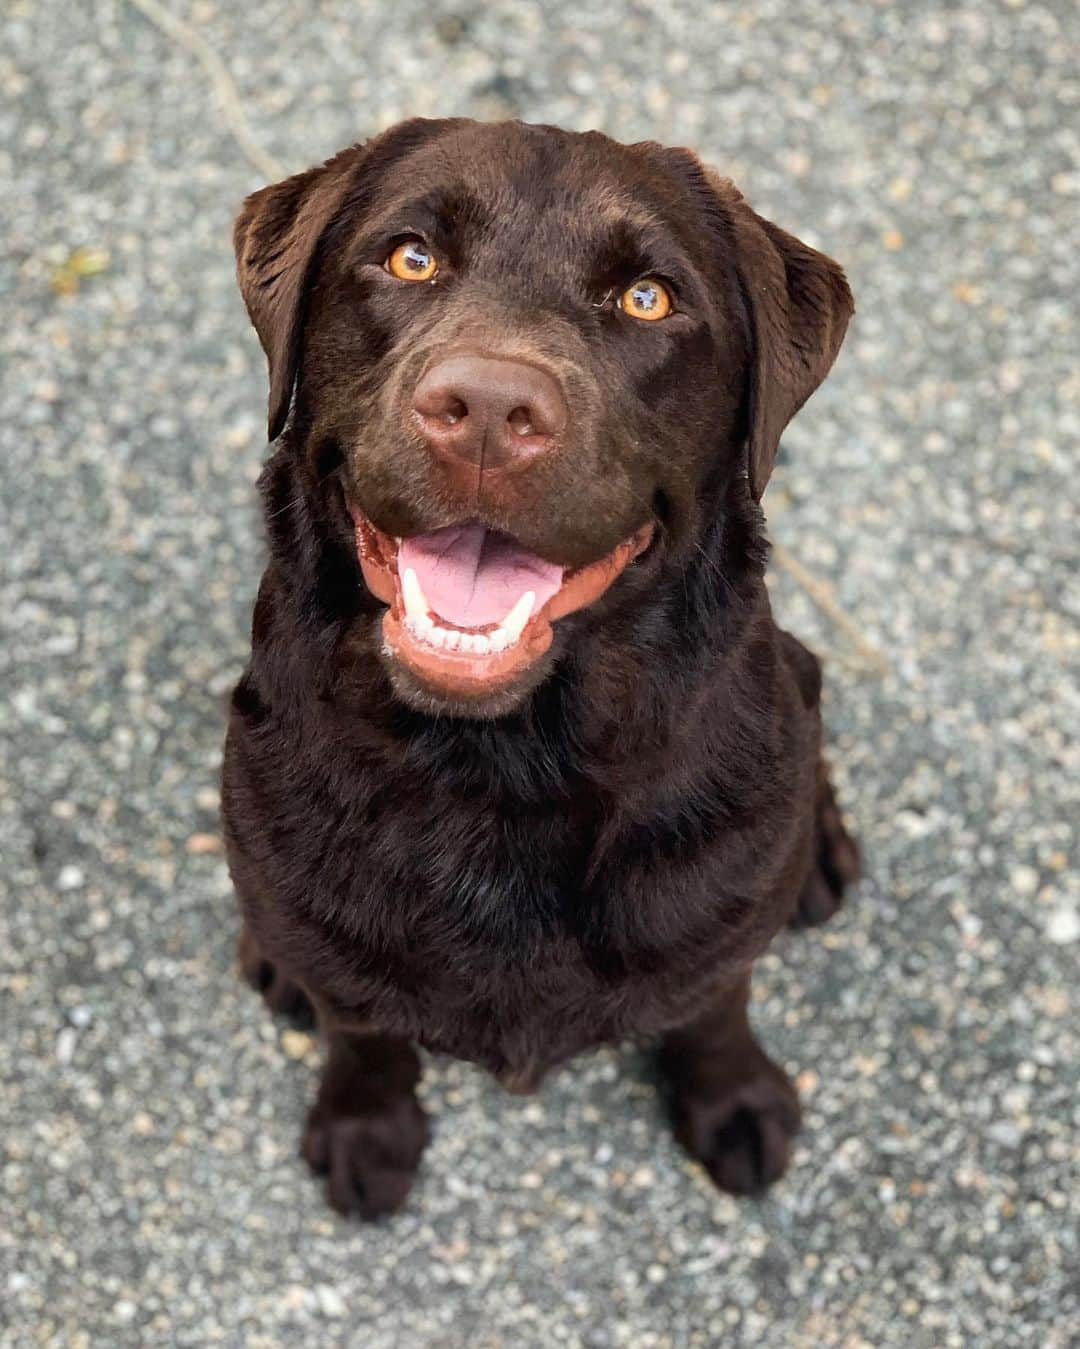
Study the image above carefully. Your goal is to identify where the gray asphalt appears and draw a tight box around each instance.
[1,1,1077,1346]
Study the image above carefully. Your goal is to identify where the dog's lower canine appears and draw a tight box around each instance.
[224,117,859,1217]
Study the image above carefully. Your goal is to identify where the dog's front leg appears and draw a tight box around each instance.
[658,973,801,1196]
[302,1022,429,1219]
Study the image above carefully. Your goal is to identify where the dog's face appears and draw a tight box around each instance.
[235,119,852,716]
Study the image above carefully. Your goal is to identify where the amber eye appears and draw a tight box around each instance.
[618,277,673,321]
[386,238,438,282]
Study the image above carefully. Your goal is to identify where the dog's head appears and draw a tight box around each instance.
[235,119,852,716]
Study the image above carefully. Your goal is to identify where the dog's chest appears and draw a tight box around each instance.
[232,719,759,1080]
[304,792,731,1081]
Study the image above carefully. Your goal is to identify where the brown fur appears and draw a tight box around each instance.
[224,118,859,1216]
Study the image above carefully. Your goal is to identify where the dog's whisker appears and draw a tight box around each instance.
[263,491,308,522]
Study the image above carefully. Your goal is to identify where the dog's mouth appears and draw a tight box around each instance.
[350,506,655,702]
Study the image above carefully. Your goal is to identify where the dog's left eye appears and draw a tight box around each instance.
[385,239,439,282]
[619,278,673,321]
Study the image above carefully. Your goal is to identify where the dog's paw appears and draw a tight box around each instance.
[238,927,315,1027]
[670,1057,801,1196]
[302,1093,428,1219]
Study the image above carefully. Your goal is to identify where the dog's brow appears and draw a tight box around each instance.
[564,180,677,257]
[588,182,665,234]
[355,185,491,248]
[583,205,693,283]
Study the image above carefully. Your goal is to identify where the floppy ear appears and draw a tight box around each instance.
[708,175,854,499]
[234,145,364,441]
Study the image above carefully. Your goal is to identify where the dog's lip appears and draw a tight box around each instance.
[349,504,655,700]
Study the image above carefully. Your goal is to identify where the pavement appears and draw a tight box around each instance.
[1,1,1077,1345]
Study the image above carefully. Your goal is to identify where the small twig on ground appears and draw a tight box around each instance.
[772,543,889,675]
[126,0,287,182]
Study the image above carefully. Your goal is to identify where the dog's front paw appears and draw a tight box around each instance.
[669,1056,801,1196]
[302,1093,428,1219]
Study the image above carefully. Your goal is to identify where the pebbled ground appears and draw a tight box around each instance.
[1,1,1076,1345]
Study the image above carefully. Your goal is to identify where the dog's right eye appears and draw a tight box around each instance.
[619,277,673,321]
[385,239,439,283]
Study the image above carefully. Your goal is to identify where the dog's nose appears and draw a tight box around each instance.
[412,355,567,470]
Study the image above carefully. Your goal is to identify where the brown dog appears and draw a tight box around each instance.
[224,118,859,1218]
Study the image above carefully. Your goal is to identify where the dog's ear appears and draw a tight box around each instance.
[707,173,854,499]
[234,145,364,441]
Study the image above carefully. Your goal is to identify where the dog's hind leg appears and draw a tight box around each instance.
[778,629,861,927]
[237,919,315,1028]
[791,762,861,927]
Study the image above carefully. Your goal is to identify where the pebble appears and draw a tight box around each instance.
[1046,907,1080,946]
[314,1286,348,1319]
[185,832,223,855]
[280,1030,314,1060]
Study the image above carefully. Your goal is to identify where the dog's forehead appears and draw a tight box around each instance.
[368,122,691,254]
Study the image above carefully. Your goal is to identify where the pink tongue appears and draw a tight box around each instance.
[398,523,565,628]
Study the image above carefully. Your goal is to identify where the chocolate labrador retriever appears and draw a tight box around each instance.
[225,117,859,1217]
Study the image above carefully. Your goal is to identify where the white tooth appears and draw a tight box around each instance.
[401,568,427,623]
[460,633,478,653]
[472,634,492,655]
[499,591,536,645]
[443,630,461,651]
[417,613,435,635]
[488,629,510,652]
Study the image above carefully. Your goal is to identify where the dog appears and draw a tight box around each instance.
[224,117,860,1218]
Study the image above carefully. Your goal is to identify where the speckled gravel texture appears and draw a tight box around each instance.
[2,1,1077,1345]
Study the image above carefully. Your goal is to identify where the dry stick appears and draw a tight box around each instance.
[126,0,889,679]
[126,0,287,182]
[772,543,889,674]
